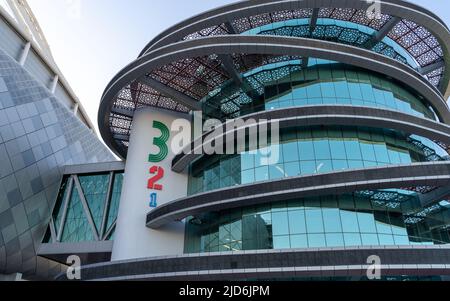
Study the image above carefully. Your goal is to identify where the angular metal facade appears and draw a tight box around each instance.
[0,47,115,278]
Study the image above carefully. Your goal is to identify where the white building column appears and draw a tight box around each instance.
[111,107,190,261]
[73,103,79,115]
[18,41,30,66]
[50,74,58,94]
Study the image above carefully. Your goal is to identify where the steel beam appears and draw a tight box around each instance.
[138,76,201,111]
[111,107,134,118]
[56,176,73,242]
[224,22,237,34]
[113,134,129,142]
[364,16,401,49]
[417,60,445,75]
[100,172,114,240]
[309,8,319,36]
[74,175,100,241]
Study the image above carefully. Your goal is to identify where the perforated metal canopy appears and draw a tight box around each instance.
[99,0,450,159]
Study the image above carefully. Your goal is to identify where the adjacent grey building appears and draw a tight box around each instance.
[0,1,115,279]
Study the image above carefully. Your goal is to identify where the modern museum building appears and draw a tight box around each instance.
[3,0,450,281]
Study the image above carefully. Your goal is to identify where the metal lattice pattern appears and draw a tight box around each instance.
[259,24,408,66]
[103,2,450,158]
[109,82,189,147]
[178,7,444,87]
[388,20,442,65]
[108,54,305,143]
[149,56,230,100]
[318,8,391,30]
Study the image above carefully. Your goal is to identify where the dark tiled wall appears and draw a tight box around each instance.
[0,48,115,279]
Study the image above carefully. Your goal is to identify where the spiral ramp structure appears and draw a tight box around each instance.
[71,0,450,281]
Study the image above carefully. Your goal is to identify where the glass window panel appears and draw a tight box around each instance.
[357,212,377,233]
[298,141,315,160]
[254,166,269,182]
[219,223,231,246]
[375,221,393,234]
[290,234,308,248]
[348,83,363,99]
[325,233,345,247]
[373,144,390,163]
[378,234,395,245]
[345,140,362,160]
[308,234,326,247]
[300,161,317,175]
[293,97,307,107]
[305,210,324,233]
[269,165,285,180]
[360,142,376,161]
[321,82,336,98]
[343,233,362,246]
[316,160,332,173]
[340,210,359,232]
[230,220,242,241]
[241,169,254,184]
[348,160,364,169]
[329,140,346,160]
[78,175,109,233]
[282,142,299,162]
[332,160,349,171]
[62,184,95,242]
[394,235,410,245]
[363,161,378,168]
[273,235,291,249]
[334,81,350,98]
[387,149,401,164]
[391,225,408,236]
[284,162,300,177]
[373,88,386,105]
[307,97,322,105]
[292,87,307,100]
[272,211,289,236]
[242,215,257,241]
[314,140,331,159]
[360,84,375,102]
[241,153,255,170]
[322,209,342,232]
[288,210,306,234]
[399,152,412,164]
[306,84,322,99]
[361,234,379,245]
[384,92,396,107]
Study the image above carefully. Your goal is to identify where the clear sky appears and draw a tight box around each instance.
[26,0,450,133]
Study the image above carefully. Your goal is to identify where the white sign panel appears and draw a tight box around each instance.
[111,108,189,261]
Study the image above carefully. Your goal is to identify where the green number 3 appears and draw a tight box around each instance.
[149,121,170,163]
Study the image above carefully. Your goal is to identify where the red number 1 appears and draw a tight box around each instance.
[148,166,164,190]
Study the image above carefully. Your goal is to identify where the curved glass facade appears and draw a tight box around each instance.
[203,60,438,121]
[188,126,447,195]
[184,191,450,253]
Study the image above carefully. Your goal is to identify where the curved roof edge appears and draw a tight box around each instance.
[0,5,96,133]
